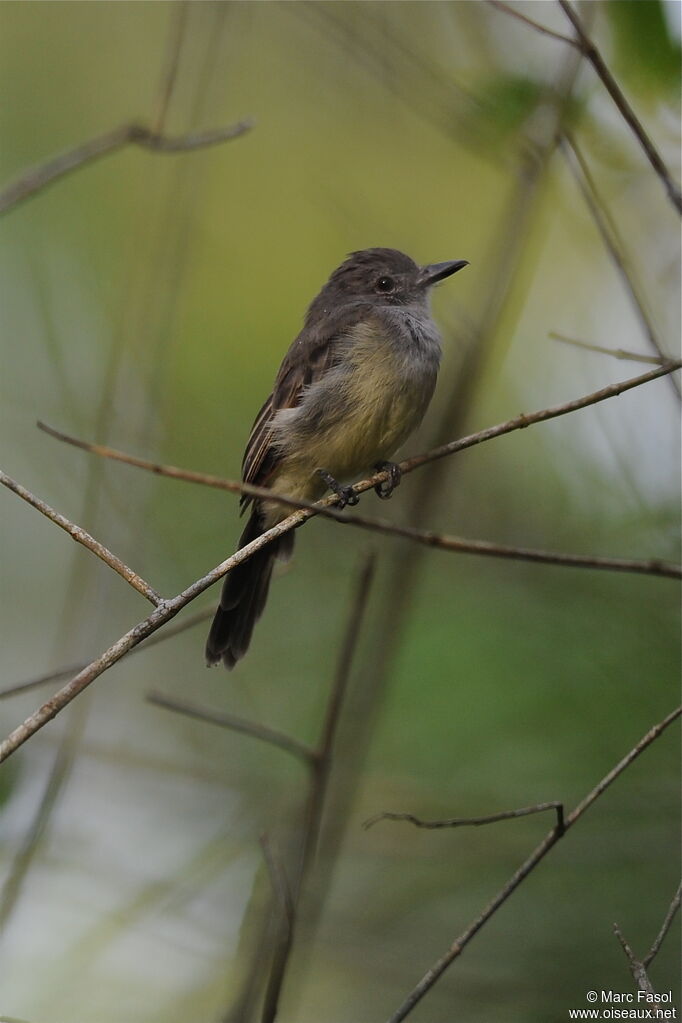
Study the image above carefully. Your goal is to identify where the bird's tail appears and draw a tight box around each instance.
[205,511,294,669]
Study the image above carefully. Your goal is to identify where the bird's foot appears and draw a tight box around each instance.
[374,461,402,499]
[316,469,359,509]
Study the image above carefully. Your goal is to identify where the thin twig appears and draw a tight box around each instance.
[486,0,578,48]
[557,0,682,214]
[0,470,163,605]
[0,510,304,764]
[153,1,189,134]
[643,881,682,968]
[560,134,680,396]
[364,802,565,834]
[0,119,253,216]
[385,706,681,1023]
[260,554,377,1023]
[400,359,680,475]
[3,361,679,763]
[613,924,658,999]
[0,608,212,701]
[550,331,668,366]
[147,691,315,765]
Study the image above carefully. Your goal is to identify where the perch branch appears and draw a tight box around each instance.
[2,361,678,763]
[37,359,682,581]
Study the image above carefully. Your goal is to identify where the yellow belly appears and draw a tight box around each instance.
[264,330,436,523]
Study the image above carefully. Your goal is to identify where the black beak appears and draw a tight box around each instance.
[419,259,469,288]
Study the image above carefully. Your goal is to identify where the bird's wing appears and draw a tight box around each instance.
[239,305,369,512]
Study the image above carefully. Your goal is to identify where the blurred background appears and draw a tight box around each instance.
[0,2,680,1021]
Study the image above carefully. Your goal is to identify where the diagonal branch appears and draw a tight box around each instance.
[486,0,578,48]
[385,705,681,1023]
[147,691,315,766]
[643,880,682,968]
[0,118,253,216]
[0,470,163,605]
[550,331,668,366]
[560,134,680,396]
[2,360,679,764]
[0,607,211,701]
[613,924,659,1000]
[557,0,682,215]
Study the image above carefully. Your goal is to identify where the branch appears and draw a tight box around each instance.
[643,881,682,968]
[384,705,681,1022]
[560,134,680,395]
[0,607,211,701]
[486,0,578,48]
[39,358,681,500]
[550,331,668,366]
[147,691,315,766]
[0,469,163,605]
[557,0,682,215]
[364,802,565,834]
[37,360,682,581]
[613,882,680,1016]
[0,119,253,216]
[613,924,658,999]
[4,360,679,763]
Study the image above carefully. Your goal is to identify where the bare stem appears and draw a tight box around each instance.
[486,0,578,47]
[364,802,565,834]
[0,119,253,216]
[385,706,681,1022]
[0,470,163,605]
[558,0,682,214]
[550,331,668,366]
[0,608,212,701]
[147,691,315,765]
[560,134,680,396]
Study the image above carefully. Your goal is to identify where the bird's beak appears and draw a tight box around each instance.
[419,259,469,287]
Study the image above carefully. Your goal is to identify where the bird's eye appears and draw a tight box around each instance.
[375,276,395,294]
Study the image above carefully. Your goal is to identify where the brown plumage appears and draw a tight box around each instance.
[205,248,468,668]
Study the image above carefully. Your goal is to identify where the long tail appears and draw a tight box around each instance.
[205,511,293,669]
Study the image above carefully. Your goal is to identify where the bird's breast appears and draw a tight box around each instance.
[272,314,440,489]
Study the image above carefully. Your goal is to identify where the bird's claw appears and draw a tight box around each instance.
[316,469,359,509]
[374,461,402,499]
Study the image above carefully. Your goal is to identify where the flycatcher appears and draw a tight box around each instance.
[206,247,468,668]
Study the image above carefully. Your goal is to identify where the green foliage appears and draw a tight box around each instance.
[606,0,682,95]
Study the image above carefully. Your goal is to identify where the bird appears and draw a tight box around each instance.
[205,247,468,668]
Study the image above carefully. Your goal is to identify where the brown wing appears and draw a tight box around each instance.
[238,329,345,513]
